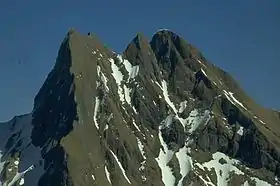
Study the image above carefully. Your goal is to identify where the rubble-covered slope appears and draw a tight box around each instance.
[0,29,279,186]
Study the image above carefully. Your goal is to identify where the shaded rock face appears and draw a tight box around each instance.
[31,36,77,186]
[32,37,78,147]
[0,29,280,186]
[161,119,185,150]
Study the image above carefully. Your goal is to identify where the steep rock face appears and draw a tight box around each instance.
[0,29,279,186]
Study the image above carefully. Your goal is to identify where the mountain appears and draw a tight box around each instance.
[0,28,280,186]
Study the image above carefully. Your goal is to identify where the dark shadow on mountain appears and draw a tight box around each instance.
[30,32,78,186]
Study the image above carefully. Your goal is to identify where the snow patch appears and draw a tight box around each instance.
[178,101,188,114]
[136,137,146,160]
[5,165,34,186]
[105,124,109,131]
[107,113,113,121]
[198,175,215,186]
[109,150,131,184]
[161,115,173,129]
[94,65,110,130]
[116,55,139,81]
[201,69,208,77]
[185,109,211,133]
[19,178,24,185]
[176,145,193,186]
[141,175,147,182]
[132,119,141,132]
[109,56,138,108]
[93,97,101,130]
[14,160,19,166]
[124,85,132,106]
[0,115,45,186]
[130,66,139,80]
[223,90,247,110]
[132,107,138,114]
[19,144,44,186]
[91,174,95,181]
[109,58,125,102]
[155,117,175,186]
[136,137,146,174]
[155,79,211,132]
[251,177,271,186]
[104,165,111,184]
[161,80,177,113]
[200,152,244,186]
[97,65,109,92]
[196,58,207,67]
[237,126,244,136]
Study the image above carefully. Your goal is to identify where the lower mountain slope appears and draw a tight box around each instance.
[0,29,279,186]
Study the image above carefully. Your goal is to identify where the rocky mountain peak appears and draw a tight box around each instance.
[152,29,181,42]
[0,29,280,186]
[151,29,202,61]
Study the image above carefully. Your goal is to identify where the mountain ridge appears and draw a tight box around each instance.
[0,28,279,186]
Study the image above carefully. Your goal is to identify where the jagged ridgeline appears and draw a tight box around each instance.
[1,29,280,186]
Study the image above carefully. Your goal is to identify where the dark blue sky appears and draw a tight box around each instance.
[0,1,279,121]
